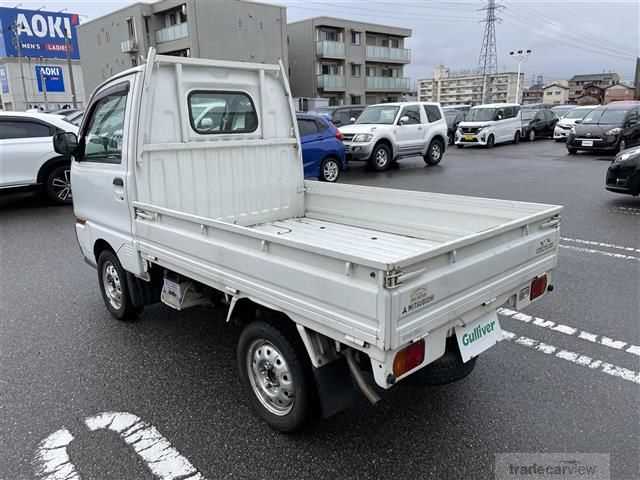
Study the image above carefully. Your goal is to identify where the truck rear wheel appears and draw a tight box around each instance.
[407,336,476,386]
[97,250,141,321]
[237,321,315,432]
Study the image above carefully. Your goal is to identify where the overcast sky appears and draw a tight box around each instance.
[3,0,639,85]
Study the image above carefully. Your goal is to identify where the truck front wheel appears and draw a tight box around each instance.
[97,250,141,321]
[237,321,315,432]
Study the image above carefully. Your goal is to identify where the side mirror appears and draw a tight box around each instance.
[53,132,79,156]
[496,114,503,121]
[574,119,582,124]
[350,117,356,123]
[399,115,410,125]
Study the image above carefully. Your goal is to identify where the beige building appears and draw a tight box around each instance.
[418,65,523,106]
[604,84,635,103]
[568,73,620,103]
[542,82,570,105]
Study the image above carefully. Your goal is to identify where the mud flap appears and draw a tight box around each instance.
[312,357,359,418]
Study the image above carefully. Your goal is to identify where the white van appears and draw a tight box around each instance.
[455,103,522,148]
[53,51,562,432]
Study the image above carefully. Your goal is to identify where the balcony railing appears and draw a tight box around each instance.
[366,76,411,91]
[120,39,138,53]
[156,22,189,44]
[316,41,345,58]
[317,74,345,90]
[366,45,410,62]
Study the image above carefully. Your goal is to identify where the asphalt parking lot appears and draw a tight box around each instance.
[1,139,638,479]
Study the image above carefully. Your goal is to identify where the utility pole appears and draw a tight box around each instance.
[477,0,504,103]
[39,63,48,111]
[65,36,78,108]
[11,21,29,110]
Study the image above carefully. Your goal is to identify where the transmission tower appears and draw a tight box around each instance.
[477,0,504,76]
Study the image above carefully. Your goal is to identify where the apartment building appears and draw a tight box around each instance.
[418,65,523,106]
[542,82,570,105]
[568,73,620,103]
[78,0,288,94]
[287,17,412,106]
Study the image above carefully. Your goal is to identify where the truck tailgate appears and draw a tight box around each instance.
[390,216,560,349]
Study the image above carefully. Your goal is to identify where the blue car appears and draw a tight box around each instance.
[296,114,346,182]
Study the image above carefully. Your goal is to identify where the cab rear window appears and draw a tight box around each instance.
[188,91,258,134]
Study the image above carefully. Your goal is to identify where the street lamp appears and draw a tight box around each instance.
[509,49,532,104]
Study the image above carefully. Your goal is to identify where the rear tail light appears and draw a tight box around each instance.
[530,274,548,300]
[393,339,425,378]
[335,130,343,141]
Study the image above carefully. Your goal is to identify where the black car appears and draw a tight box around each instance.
[521,108,558,141]
[567,101,640,154]
[606,145,640,196]
[444,109,465,145]
[320,105,366,127]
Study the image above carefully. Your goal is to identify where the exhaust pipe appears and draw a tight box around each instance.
[344,349,381,405]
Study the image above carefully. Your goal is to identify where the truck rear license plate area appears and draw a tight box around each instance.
[455,311,501,363]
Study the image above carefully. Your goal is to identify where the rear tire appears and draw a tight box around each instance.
[567,147,578,155]
[528,129,536,142]
[45,164,72,205]
[319,157,340,182]
[97,250,141,321]
[513,130,521,144]
[237,320,316,432]
[407,336,477,386]
[424,138,444,166]
[368,143,392,171]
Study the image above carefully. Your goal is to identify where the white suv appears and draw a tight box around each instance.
[0,112,78,204]
[339,102,448,171]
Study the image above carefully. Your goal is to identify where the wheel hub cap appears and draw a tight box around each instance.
[247,340,294,416]
[323,161,339,181]
[431,144,441,160]
[51,169,72,201]
[375,149,388,167]
[102,262,123,310]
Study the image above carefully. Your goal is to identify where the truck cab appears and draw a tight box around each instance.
[54,50,562,432]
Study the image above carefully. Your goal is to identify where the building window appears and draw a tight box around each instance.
[351,31,361,45]
[126,17,135,39]
[350,95,361,104]
[105,31,110,43]
[366,66,376,77]
[351,64,361,77]
[390,38,399,48]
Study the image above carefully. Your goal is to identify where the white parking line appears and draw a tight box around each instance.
[559,244,640,262]
[34,412,207,480]
[498,308,640,358]
[501,330,640,385]
[609,207,640,216]
[561,237,640,255]
[33,429,80,480]
[85,412,207,480]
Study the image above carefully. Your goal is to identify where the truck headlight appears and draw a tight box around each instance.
[606,127,622,136]
[352,134,373,143]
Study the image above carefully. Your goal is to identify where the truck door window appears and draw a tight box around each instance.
[81,89,128,164]
[189,91,258,134]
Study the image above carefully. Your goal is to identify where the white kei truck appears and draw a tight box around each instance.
[54,50,562,432]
